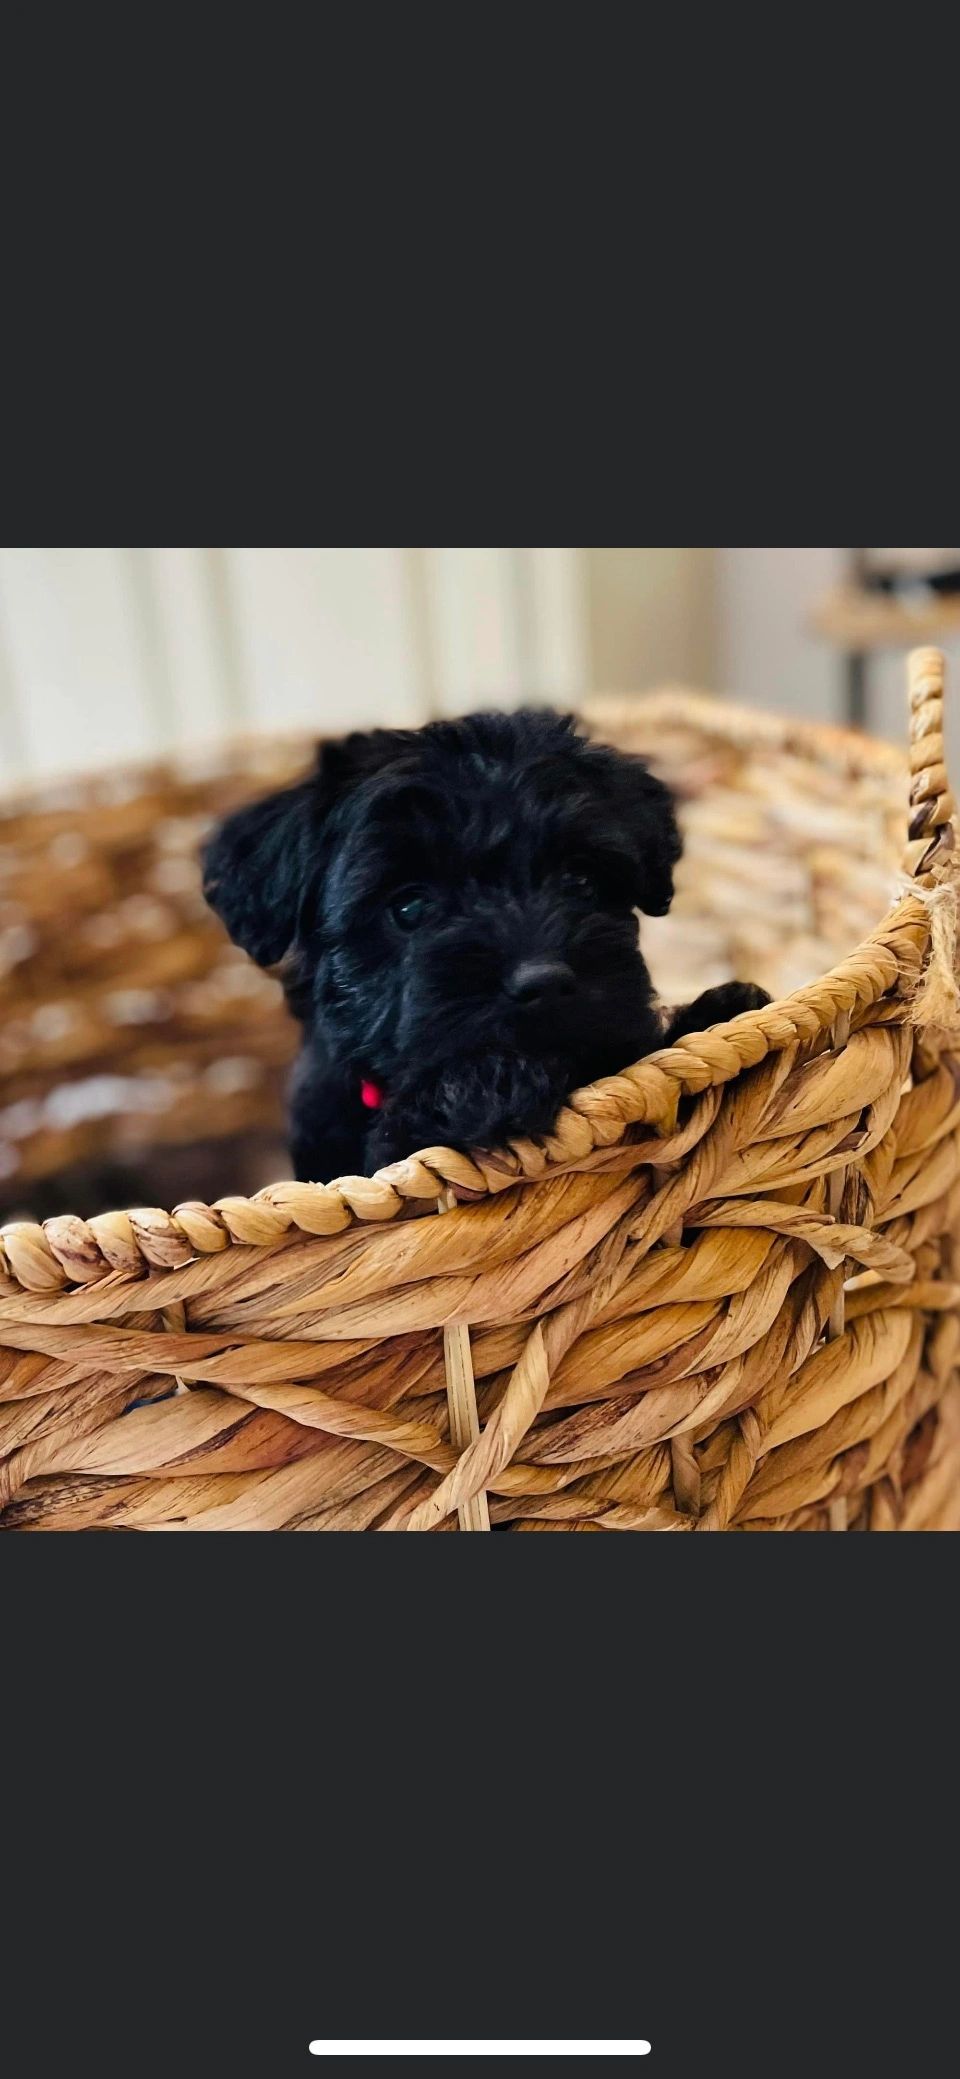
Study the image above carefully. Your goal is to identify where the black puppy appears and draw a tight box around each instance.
[202,709,767,1180]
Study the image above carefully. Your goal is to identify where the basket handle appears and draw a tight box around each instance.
[903,647,956,883]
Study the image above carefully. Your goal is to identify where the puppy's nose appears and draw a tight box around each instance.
[505,958,576,1007]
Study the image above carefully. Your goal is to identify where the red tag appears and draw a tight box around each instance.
[360,1078,384,1110]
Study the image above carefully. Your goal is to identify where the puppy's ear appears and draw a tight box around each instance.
[585,744,682,917]
[622,756,682,915]
[201,778,318,967]
[201,730,415,967]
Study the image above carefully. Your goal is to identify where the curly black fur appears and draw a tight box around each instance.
[202,709,767,1180]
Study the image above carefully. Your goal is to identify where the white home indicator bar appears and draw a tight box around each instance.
[308,2044,652,2059]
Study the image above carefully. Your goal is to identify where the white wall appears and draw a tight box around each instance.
[1,548,948,790]
[586,548,715,691]
[714,548,847,722]
[715,547,960,764]
[0,548,589,784]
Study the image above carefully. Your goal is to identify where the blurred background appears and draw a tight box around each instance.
[3,547,960,783]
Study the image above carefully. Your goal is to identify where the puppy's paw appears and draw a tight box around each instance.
[664,981,770,1043]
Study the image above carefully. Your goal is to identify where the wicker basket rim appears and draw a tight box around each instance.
[0,652,952,1296]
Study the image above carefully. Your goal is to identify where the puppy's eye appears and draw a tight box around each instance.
[389,886,431,931]
[560,865,595,899]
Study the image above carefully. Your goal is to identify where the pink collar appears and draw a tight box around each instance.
[360,1077,385,1111]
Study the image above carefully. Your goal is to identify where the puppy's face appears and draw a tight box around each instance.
[203,709,681,1096]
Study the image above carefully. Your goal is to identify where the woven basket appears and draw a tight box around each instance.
[2,648,959,1531]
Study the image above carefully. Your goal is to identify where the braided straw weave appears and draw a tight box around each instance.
[2,650,959,1530]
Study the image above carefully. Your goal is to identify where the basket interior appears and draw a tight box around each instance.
[0,697,909,1223]
[616,695,907,1008]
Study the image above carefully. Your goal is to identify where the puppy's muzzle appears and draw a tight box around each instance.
[504,958,576,1007]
